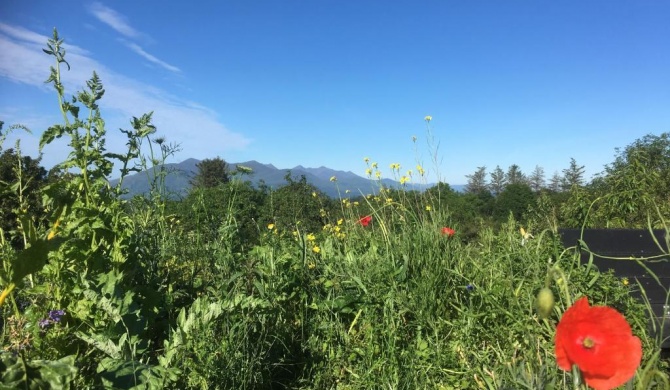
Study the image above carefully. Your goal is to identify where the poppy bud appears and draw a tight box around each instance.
[536,288,555,319]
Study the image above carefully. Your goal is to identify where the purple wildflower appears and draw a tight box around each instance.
[48,309,65,322]
[465,284,474,291]
[39,318,51,329]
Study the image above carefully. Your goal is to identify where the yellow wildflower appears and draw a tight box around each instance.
[365,168,372,176]
[307,233,316,242]
[375,171,381,179]
[622,278,630,286]
[424,115,432,122]
[267,223,275,230]
[416,165,425,176]
[372,162,378,169]
[353,201,359,206]
[337,218,343,225]
[390,163,401,170]
[425,205,431,211]
[330,176,337,182]
[312,192,317,197]
[312,245,321,254]
[399,176,409,185]
[308,262,316,269]
[345,189,350,193]
[364,157,370,163]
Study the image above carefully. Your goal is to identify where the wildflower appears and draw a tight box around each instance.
[520,227,534,246]
[425,205,431,211]
[465,284,474,291]
[306,233,316,242]
[364,157,370,163]
[308,262,316,269]
[312,192,317,197]
[622,277,630,286]
[345,189,351,194]
[390,163,401,171]
[399,176,409,185]
[416,165,425,176]
[312,245,321,254]
[386,198,393,204]
[48,310,65,322]
[359,215,372,227]
[39,309,66,331]
[412,135,417,142]
[267,223,275,230]
[337,218,343,226]
[375,171,381,179]
[365,168,372,176]
[353,201,359,206]
[424,115,432,122]
[555,297,642,390]
[441,227,455,237]
[330,176,337,182]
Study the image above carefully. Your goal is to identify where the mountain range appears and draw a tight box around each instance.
[112,158,465,199]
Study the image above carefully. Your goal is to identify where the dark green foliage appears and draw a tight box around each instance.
[266,172,332,234]
[494,183,536,222]
[0,149,48,248]
[465,166,487,193]
[190,157,230,189]
[562,157,586,190]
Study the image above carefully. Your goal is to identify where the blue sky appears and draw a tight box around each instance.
[1,1,668,185]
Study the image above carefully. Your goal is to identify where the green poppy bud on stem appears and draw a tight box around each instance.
[536,287,555,319]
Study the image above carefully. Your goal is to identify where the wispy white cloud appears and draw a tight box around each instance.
[126,42,181,73]
[87,3,180,74]
[0,23,251,172]
[88,2,139,39]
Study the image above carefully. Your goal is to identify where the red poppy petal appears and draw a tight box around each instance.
[582,335,641,390]
[555,297,642,389]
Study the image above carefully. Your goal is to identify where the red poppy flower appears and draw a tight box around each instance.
[441,227,455,237]
[555,297,642,390]
[359,215,372,227]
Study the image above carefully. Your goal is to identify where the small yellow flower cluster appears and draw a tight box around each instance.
[425,205,432,211]
[389,163,401,171]
[306,233,316,242]
[312,245,321,254]
[399,176,410,185]
[416,165,425,176]
[323,223,347,240]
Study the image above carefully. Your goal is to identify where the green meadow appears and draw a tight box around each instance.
[1,29,669,390]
